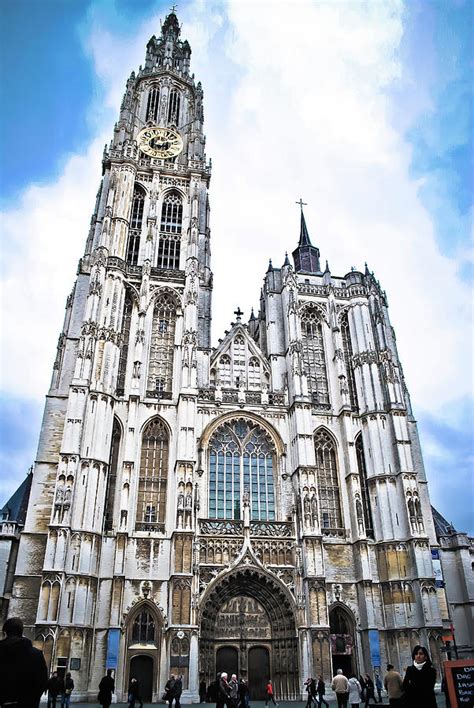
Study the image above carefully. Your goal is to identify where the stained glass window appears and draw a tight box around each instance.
[314,429,342,528]
[136,418,168,525]
[301,308,330,406]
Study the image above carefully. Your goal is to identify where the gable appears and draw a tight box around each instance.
[210,325,270,390]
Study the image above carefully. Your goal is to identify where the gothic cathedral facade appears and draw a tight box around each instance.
[10,12,446,702]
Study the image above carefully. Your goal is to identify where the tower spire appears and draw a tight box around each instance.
[292,199,321,273]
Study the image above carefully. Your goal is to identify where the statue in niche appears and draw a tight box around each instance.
[63,487,72,507]
[185,490,192,510]
[311,495,318,522]
[303,493,311,516]
[55,484,65,507]
[177,490,185,510]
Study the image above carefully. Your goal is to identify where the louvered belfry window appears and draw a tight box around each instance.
[341,313,358,410]
[126,187,145,264]
[157,192,182,269]
[146,86,160,122]
[301,307,330,406]
[136,418,169,526]
[147,294,176,394]
[314,429,342,529]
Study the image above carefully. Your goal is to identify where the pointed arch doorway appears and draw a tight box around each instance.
[199,568,299,700]
[329,605,357,676]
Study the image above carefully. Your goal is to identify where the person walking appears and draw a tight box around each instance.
[98,669,115,708]
[348,674,362,708]
[304,678,316,708]
[0,616,48,708]
[358,676,366,704]
[264,680,278,707]
[316,676,329,708]
[383,665,404,707]
[199,679,207,703]
[128,678,143,708]
[363,675,376,706]
[402,645,437,708]
[374,675,382,704]
[62,673,74,708]
[216,673,230,708]
[331,669,349,708]
[238,679,250,708]
[228,675,238,708]
[47,672,64,708]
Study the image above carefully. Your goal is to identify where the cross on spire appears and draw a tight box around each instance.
[170,4,178,12]
[234,306,243,322]
[296,198,307,211]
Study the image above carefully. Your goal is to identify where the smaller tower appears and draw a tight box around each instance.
[292,201,321,273]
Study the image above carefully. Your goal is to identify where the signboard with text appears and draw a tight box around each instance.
[444,659,474,708]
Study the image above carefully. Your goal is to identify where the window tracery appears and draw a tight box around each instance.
[301,307,329,406]
[136,418,169,526]
[146,86,160,122]
[104,419,121,531]
[168,88,181,124]
[147,294,176,394]
[208,419,276,521]
[341,313,358,410]
[117,292,132,394]
[314,429,342,528]
[126,187,145,264]
[132,610,156,643]
[355,434,374,538]
[158,192,182,269]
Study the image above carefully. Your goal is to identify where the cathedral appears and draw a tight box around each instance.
[8,11,451,702]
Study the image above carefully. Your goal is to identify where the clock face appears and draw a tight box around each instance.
[137,126,183,158]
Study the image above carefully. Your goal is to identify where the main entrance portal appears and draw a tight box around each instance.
[199,568,299,700]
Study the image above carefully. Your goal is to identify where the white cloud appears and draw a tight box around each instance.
[1,0,471,424]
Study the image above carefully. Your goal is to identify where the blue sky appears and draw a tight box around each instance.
[0,0,473,534]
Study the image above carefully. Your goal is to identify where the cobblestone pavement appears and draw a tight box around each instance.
[68,698,447,708]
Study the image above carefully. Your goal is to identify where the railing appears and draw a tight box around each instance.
[199,519,244,536]
[135,522,165,533]
[250,521,294,538]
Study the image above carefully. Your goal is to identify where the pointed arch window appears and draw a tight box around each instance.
[147,294,176,396]
[117,291,132,394]
[301,308,330,407]
[208,420,276,521]
[314,429,342,529]
[136,418,169,528]
[341,313,358,410]
[132,609,156,644]
[355,434,374,538]
[168,88,181,124]
[158,192,182,270]
[218,355,231,387]
[248,357,261,389]
[146,86,160,123]
[233,335,246,386]
[126,187,145,264]
[104,419,121,531]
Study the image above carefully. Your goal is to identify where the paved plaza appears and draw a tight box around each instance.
[66,699,448,708]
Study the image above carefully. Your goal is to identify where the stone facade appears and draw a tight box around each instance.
[9,11,450,702]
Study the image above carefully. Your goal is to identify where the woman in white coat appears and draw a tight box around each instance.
[347,674,363,708]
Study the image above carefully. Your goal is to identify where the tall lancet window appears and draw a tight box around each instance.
[301,307,330,407]
[355,434,374,538]
[341,313,358,410]
[104,419,121,531]
[208,419,276,521]
[146,85,160,122]
[314,429,342,529]
[157,192,182,270]
[168,88,181,124]
[117,292,132,394]
[147,294,176,395]
[126,187,145,264]
[136,418,169,527]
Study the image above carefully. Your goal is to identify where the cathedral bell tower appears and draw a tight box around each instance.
[10,11,212,701]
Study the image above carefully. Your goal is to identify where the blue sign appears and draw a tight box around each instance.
[106,628,120,669]
[368,629,381,668]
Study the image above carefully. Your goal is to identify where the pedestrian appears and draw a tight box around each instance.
[348,674,362,708]
[47,672,64,708]
[363,675,375,706]
[0,616,48,708]
[383,664,404,707]
[374,675,382,704]
[238,679,250,708]
[331,669,349,708]
[441,673,450,708]
[128,678,143,708]
[174,675,182,708]
[199,679,207,703]
[304,678,315,708]
[358,676,366,703]
[62,673,74,708]
[98,669,115,708]
[228,675,238,708]
[217,672,230,708]
[264,680,278,707]
[402,645,437,708]
[316,676,329,708]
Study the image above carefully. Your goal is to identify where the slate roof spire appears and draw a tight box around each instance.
[292,199,321,274]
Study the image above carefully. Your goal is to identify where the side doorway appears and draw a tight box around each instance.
[216,646,239,678]
[130,655,154,702]
[248,646,270,700]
